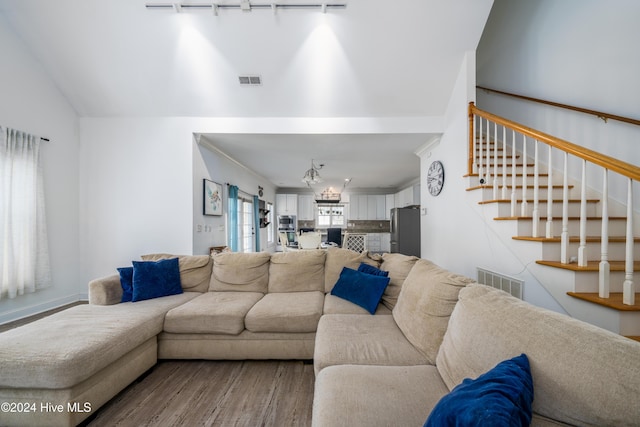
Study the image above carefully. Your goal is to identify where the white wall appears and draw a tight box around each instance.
[78,116,440,286]
[0,15,81,323]
[419,52,566,313]
[476,0,640,206]
[193,139,277,254]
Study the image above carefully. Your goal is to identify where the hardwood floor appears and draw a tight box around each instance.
[86,360,315,427]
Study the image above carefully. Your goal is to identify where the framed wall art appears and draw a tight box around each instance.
[203,179,223,216]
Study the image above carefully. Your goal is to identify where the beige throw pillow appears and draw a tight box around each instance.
[268,250,326,292]
[209,252,271,293]
[392,259,475,364]
[379,252,420,309]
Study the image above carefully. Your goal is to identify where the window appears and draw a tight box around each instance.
[317,205,345,228]
[0,127,51,300]
[237,198,254,253]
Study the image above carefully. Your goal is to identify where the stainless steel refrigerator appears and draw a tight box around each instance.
[390,207,421,257]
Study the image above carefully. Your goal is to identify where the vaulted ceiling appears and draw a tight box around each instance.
[0,0,493,188]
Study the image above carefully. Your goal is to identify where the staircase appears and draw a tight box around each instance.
[466,103,640,338]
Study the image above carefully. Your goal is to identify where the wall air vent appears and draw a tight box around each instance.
[239,75,262,86]
[476,267,524,299]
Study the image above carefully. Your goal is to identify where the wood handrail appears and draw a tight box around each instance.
[477,86,640,127]
[468,103,640,181]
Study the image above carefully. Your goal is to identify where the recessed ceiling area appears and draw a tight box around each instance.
[198,133,435,191]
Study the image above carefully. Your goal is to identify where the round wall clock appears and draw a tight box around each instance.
[427,160,445,196]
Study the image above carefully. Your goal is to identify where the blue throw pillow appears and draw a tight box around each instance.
[425,354,534,427]
[131,258,182,302]
[357,262,389,277]
[331,267,390,314]
[117,266,134,302]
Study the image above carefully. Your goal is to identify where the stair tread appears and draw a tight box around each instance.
[464,173,549,178]
[514,235,640,243]
[537,259,640,271]
[495,216,627,221]
[567,292,640,311]
[467,184,573,191]
[479,198,599,204]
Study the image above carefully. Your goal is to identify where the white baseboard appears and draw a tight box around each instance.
[0,293,88,325]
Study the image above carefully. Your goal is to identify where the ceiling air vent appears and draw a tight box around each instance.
[239,75,262,86]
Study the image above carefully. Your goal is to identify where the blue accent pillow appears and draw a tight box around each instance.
[117,266,134,302]
[131,258,183,302]
[357,262,389,277]
[331,267,390,314]
[425,354,534,427]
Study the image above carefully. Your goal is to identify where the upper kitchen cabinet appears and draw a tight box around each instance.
[395,184,420,208]
[349,194,388,220]
[298,194,315,220]
[276,194,298,215]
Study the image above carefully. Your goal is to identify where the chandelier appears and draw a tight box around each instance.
[301,159,324,185]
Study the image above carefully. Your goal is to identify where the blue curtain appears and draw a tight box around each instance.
[253,195,261,252]
[227,185,239,252]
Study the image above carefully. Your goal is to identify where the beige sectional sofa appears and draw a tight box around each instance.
[1,248,639,427]
[0,248,394,426]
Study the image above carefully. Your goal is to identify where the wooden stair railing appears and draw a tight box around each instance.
[468,102,640,306]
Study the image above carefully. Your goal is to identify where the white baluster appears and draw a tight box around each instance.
[521,135,528,217]
[502,125,508,200]
[532,140,540,237]
[578,160,588,267]
[510,130,517,217]
[472,115,478,174]
[493,122,499,199]
[623,179,635,305]
[560,152,569,264]
[599,169,610,298]
[478,118,484,185]
[546,145,554,238]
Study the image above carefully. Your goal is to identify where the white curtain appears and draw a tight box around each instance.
[0,126,51,300]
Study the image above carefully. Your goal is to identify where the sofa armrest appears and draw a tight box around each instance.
[89,274,123,305]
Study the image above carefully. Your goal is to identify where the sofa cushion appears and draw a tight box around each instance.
[132,258,183,302]
[330,267,390,314]
[313,365,449,427]
[436,284,640,426]
[245,291,324,333]
[164,291,264,335]
[425,353,533,427]
[379,252,420,309]
[314,314,428,375]
[209,252,271,293]
[323,294,392,315]
[0,293,199,389]
[323,248,380,292]
[392,259,474,364]
[268,251,326,292]
[142,253,213,293]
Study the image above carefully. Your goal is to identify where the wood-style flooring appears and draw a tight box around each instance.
[85,360,315,427]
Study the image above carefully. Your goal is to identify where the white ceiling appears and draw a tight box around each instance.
[0,0,493,189]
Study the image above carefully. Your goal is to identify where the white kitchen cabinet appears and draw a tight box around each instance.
[380,233,391,252]
[276,194,298,215]
[298,194,315,220]
[385,194,395,219]
[349,194,387,220]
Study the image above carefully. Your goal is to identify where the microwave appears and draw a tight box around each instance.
[277,215,296,230]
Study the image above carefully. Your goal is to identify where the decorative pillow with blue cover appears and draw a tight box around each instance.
[331,266,390,314]
[117,257,183,303]
[117,266,134,302]
[425,353,534,427]
[357,262,389,278]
